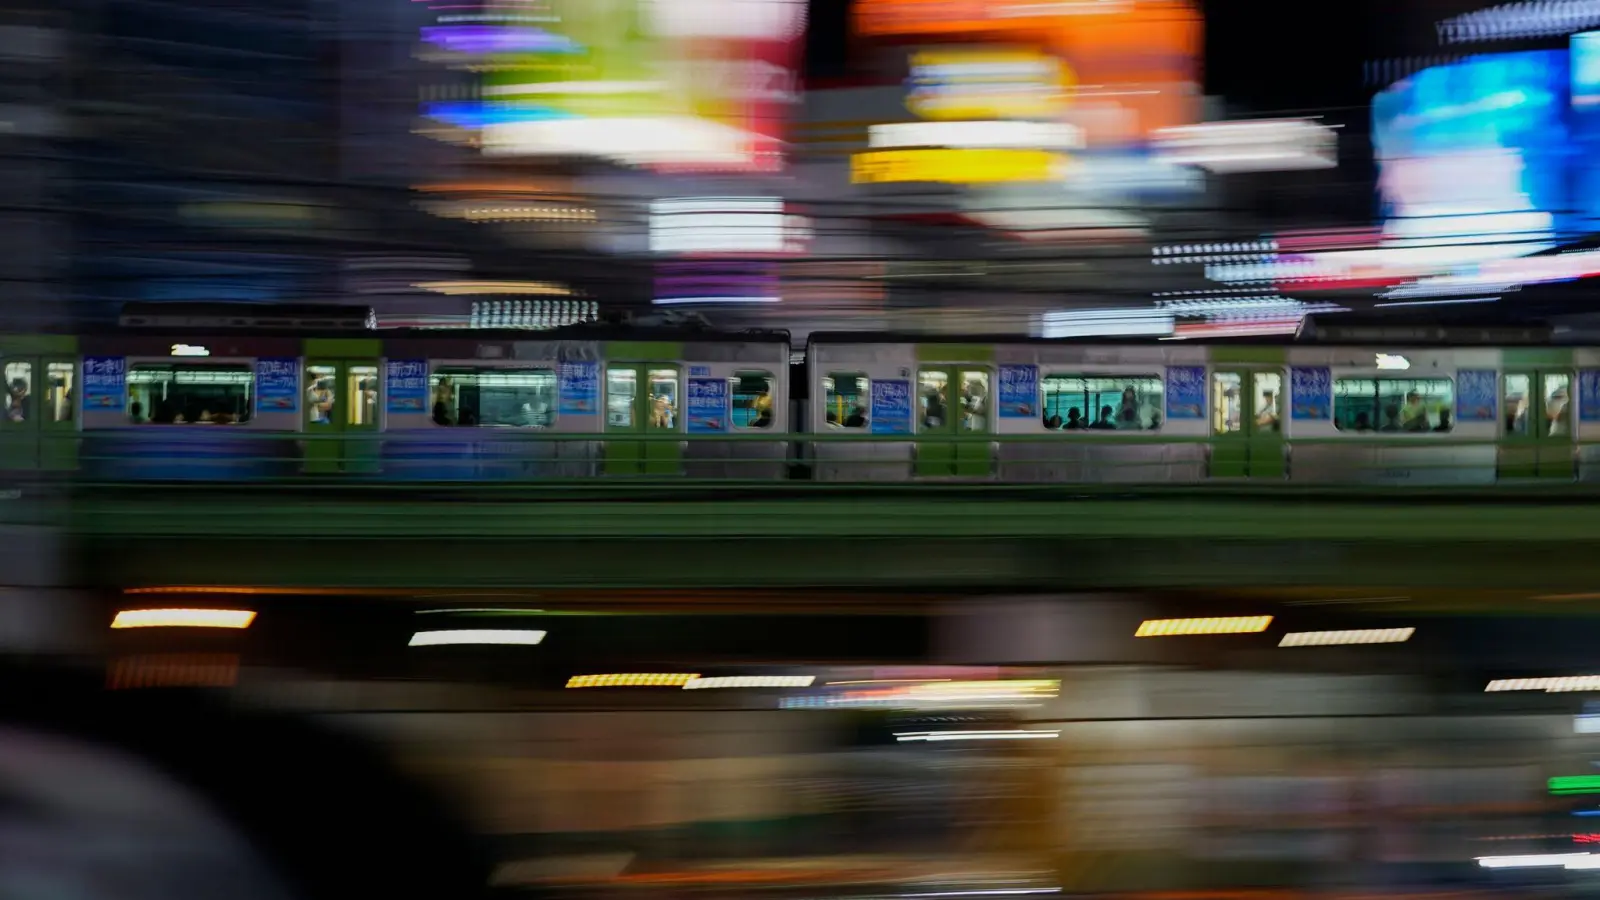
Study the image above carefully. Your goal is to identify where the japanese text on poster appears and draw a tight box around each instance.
[686,377,730,434]
[1457,369,1500,422]
[81,356,126,412]
[558,361,599,416]
[870,379,912,434]
[386,360,429,415]
[255,358,300,414]
[1290,367,1332,421]
[1165,366,1205,420]
[997,365,1038,419]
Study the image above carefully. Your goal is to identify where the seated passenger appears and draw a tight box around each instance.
[752,407,773,428]
[1380,406,1401,432]
[1044,414,1063,430]
[128,401,146,424]
[1434,409,1452,432]
[432,400,452,426]
[1091,405,1117,430]
[1065,408,1084,430]
[843,406,867,428]
[826,410,839,427]
[1353,411,1372,432]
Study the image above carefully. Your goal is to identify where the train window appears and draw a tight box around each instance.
[1212,372,1242,434]
[431,366,555,428]
[648,369,678,430]
[919,371,949,429]
[1041,375,1163,431]
[607,369,635,428]
[305,365,336,426]
[46,362,74,423]
[1254,372,1283,433]
[127,363,253,425]
[824,373,868,428]
[1505,374,1530,435]
[959,370,989,432]
[732,372,774,429]
[1543,373,1571,437]
[348,366,378,426]
[1333,377,1453,433]
[4,361,30,423]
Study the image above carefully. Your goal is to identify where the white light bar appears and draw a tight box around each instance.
[482,117,759,167]
[1036,308,1173,338]
[896,729,1061,742]
[1154,119,1337,173]
[868,120,1084,151]
[408,629,547,647]
[1477,853,1591,869]
[684,675,816,690]
[111,609,256,630]
[1486,676,1600,693]
[1278,627,1415,647]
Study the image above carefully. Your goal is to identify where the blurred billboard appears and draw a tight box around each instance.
[476,0,804,172]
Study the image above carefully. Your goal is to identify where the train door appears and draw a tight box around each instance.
[0,356,77,473]
[604,365,682,476]
[1209,369,1285,478]
[914,367,993,478]
[301,358,382,475]
[1499,369,1574,479]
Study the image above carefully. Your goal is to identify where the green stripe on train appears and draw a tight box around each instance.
[0,335,77,355]
[915,343,995,363]
[304,338,381,356]
[1207,346,1287,364]
[604,341,684,360]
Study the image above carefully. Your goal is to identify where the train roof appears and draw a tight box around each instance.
[112,304,789,344]
[808,316,1557,347]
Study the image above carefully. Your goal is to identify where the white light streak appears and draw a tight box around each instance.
[1477,852,1591,868]
[895,729,1061,742]
[1486,676,1600,693]
[1278,627,1415,647]
[684,675,816,690]
[408,629,547,646]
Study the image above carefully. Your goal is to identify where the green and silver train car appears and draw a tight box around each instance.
[805,323,1584,485]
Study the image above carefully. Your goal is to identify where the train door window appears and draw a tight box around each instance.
[824,373,868,428]
[4,361,30,423]
[1505,374,1531,435]
[348,365,379,426]
[1333,377,1454,432]
[732,372,775,429]
[1254,372,1283,433]
[959,370,990,432]
[606,369,636,428]
[1543,372,1572,437]
[1213,372,1242,434]
[647,369,679,430]
[305,365,336,426]
[128,363,253,425]
[433,366,556,428]
[919,370,950,430]
[46,362,74,423]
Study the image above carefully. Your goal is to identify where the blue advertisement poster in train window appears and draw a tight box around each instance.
[81,356,125,411]
[254,358,299,414]
[686,377,729,434]
[1290,367,1332,420]
[1580,370,1600,422]
[1165,366,1205,420]
[997,365,1038,419]
[385,360,428,415]
[870,379,912,434]
[558,361,599,416]
[1457,369,1499,422]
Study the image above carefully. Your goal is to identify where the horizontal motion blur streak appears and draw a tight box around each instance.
[1135,616,1273,637]
[110,609,257,630]
[407,629,547,646]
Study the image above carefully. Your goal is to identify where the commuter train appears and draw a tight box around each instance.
[0,306,1591,485]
